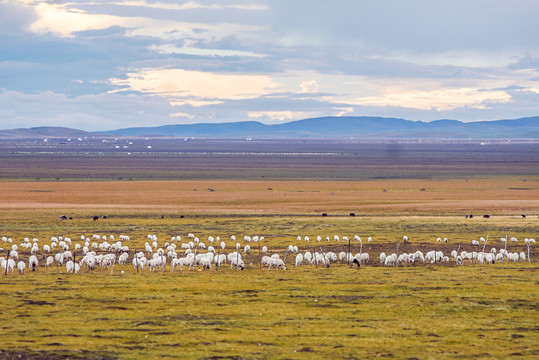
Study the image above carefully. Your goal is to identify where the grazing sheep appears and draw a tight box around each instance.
[379,252,387,264]
[28,255,38,271]
[295,253,304,266]
[228,252,245,270]
[118,253,129,265]
[54,252,64,266]
[397,253,409,265]
[507,253,519,263]
[45,256,54,267]
[360,253,369,263]
[270,257,286,269]
[66,260,75,273]
[472,240,479,246]
[17,261,26,274]
[214,254,226,267]
[1,258,15,272]
[384,253,397,266]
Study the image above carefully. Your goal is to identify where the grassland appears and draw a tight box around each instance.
[1,206,538,359]
[0,140,537,359]
[0,178,538,215]
[1,262,537,359]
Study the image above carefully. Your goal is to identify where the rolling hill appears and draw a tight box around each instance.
[1,116,538,139]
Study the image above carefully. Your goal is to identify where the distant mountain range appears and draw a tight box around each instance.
[2,116,538,139]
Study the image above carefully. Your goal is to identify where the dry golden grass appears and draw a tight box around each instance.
[0,177,538,215]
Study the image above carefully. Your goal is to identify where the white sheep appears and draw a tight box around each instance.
[384,253,397,266]
[17,261,26,274]
[360,253,369,263]
[66,260,75,273]
[118,253,129,265]
[295,253,304,266]
[29,255,38,271]
[45,256,54,267]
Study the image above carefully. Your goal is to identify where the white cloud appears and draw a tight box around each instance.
[352,88,512,111]
[150,44,265,58]
[110,68,279,100]
[170,99,224,107]
[299,80,319,93]
[29,2,125,37]
[248,111,318,123]
[114,1,267,11]
[113,1,223,11]
[169,112,194,119]
[26,1,261,40]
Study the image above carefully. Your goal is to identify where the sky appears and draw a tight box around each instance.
[1,0,539,131]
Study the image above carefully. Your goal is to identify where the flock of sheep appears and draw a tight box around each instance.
[0,232,535,275]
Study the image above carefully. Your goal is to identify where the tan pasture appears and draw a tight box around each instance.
[0,177,538,215]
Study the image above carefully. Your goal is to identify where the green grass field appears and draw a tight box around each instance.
[1,213,537,359]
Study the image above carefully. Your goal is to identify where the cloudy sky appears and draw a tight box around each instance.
[1,0,539,130]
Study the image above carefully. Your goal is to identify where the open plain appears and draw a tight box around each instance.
[0,140,538,359]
